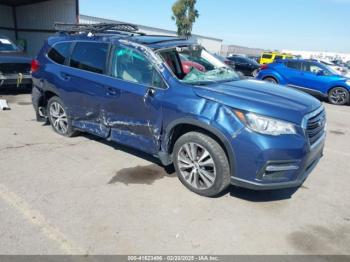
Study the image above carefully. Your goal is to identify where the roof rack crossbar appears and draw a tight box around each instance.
[54,22,140,35]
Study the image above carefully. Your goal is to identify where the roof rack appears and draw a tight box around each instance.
[54,22,141,35]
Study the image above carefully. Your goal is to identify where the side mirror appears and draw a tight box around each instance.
[317,70,325,76]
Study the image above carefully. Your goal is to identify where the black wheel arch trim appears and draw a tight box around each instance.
[327,85,350,94]
[159,118,236,176]
[262,75,278,83]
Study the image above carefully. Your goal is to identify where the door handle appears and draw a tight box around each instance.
[143,87,156,103]
[145,87,156,98]
[60,72,71,81]
[106,87,120,96]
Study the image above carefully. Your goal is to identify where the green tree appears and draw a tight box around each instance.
[172,0,199,38]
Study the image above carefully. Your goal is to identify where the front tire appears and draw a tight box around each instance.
[47,96,77,137]
[173,132,231,197]
[328,87,349,105]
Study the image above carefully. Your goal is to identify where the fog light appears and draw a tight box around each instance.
[259,162,300,181]
[265,165,299,172]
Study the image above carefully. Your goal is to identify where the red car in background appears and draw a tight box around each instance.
[179,54,206,74]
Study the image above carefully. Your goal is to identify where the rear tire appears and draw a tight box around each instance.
[263,77,278,84]
[173,132,231,197]
[328,87,349,105]
[47,96,77,137]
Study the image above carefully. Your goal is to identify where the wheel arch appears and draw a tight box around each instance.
[262,75,279,83]
[160,118,236,173]
[327,84,350,94]
[36,89,60,109]
[259,69,286,84]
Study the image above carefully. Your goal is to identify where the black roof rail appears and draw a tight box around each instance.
[54,22,141,35]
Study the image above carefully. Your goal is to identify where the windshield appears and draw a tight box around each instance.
[159,46,239,85]
[0,38,18,52]
[313,62,339,75]
[324,64,340,75]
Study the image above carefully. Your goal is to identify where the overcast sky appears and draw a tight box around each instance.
[80,0,350,53]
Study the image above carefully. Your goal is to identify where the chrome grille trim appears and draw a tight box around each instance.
[302,105,326,148]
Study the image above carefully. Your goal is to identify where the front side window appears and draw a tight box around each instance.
[70,42,108,74]
[111,45,166,88]
[302,62,337,75]
[231,57,246,64]
[274,55,283,60]
[48,42,71,65]
[159,46,239,85]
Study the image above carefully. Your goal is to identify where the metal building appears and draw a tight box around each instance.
[80,14,223,54]
[0,2,222,56]
[0,0,78,57]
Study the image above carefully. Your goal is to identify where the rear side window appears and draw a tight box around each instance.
[286,60,302,70]
[47,42,71,65]
[69,42,108,74]
[262,54,272,59]
[232,57,246,64]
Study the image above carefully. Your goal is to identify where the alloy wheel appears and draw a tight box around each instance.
[177,142,216,190]
[329,88,348,105]
[49,101,68,134]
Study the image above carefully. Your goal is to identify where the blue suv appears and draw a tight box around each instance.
[256,59,350,105]
[31,24,326,196]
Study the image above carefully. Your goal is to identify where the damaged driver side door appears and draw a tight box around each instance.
[101,44,167,154]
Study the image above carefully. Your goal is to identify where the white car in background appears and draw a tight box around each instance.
[316,59,350,77]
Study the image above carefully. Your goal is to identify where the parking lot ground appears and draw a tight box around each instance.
[0,90,350,255]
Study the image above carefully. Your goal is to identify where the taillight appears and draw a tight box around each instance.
[260,64,269,70]
[31,59,40,73]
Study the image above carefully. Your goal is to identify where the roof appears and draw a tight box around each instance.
[49,33,196,50]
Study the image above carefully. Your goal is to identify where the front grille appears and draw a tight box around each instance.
[306,108,326,146]
[0,63,30,74]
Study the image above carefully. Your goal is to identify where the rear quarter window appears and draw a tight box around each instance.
[47,42,71,65]
[69,42,109,74]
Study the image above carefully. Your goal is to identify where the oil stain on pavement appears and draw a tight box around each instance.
[287,225,350,254]
[17,101,32,106]
[330,130,346,135]
[108,164,175,185]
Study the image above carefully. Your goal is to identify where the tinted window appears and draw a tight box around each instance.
[229,57,247,64]
[48,42,71,65]
[262,54,272,59]
[112,46,166,88]
[274,55,283,60]
[286,60,302,70]
[70,42,108,74]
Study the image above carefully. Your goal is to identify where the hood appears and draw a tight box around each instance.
[0,52,32,64]
[193,79,321,125]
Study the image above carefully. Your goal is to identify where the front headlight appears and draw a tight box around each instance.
[234,111,296,136]
[346,80,350,86]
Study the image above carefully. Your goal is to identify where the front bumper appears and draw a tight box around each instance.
[0,73,32,87]
[229,127,325,190]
